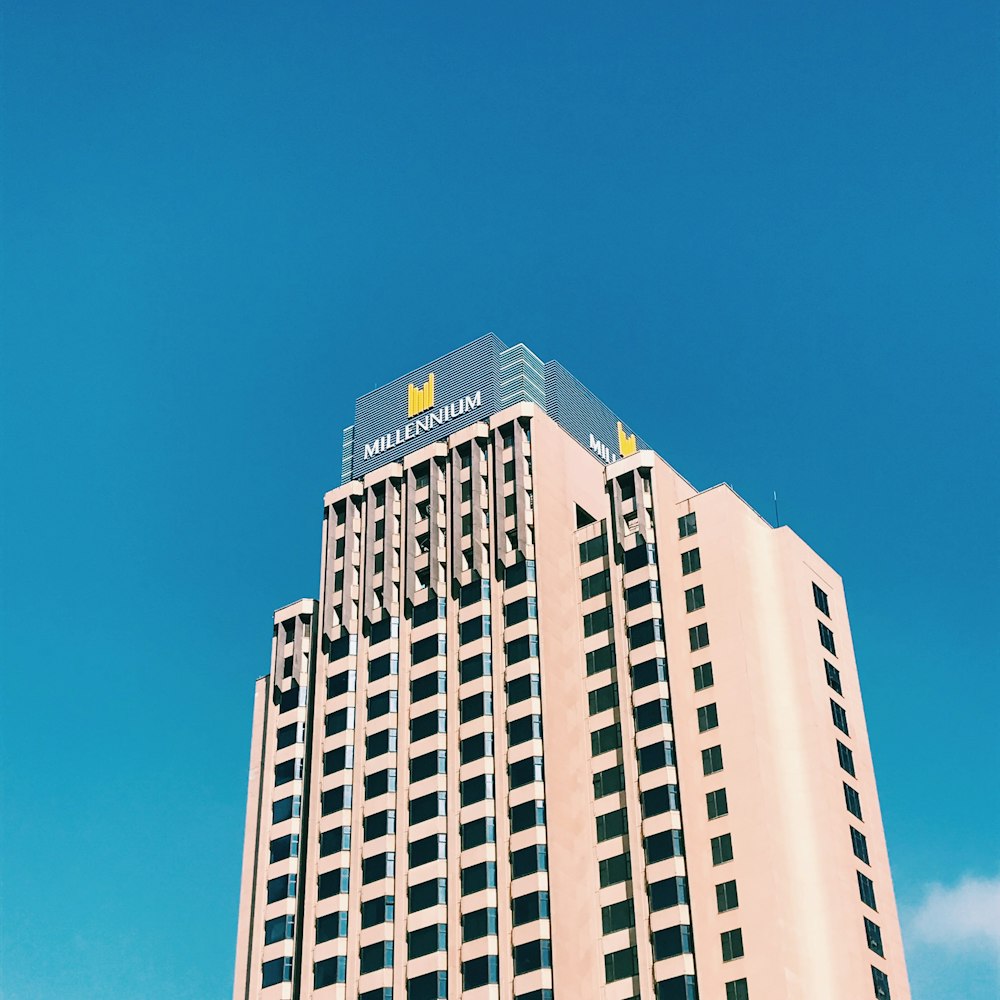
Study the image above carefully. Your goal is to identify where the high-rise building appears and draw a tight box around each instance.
[233,334,910,1000]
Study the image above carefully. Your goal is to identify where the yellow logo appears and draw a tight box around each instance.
[408,373,435,418]
[617,421,637,458]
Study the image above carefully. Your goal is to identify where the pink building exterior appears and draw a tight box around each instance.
[233,339,910,1000]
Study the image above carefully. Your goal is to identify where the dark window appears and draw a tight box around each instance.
[505,597,538,626]
[359,941,394,973]
[593,764,625,798]
[632,657,668,689]
[369,617,397,646]
[274,757,303,786]
[707,787,729,819]
[276,722,304,749]
[693,661,714,690]
[409,791,447,826]
[603,945,637,982]
[508,713,543,746]
[411,670,446,703]
[513,939,552,974]
[588,681,619,715]
[872,967,891,999]
[317,867,349,899]
[623,542,656,571]
[269,834,299,862]
[367,689,398,720]
[460,615,491,644]
[639,741,677,774]
[408,877,447,912]
[649,875,689,911]
[711,833,734,865]
[323,745,354,774]
[460,652,492,682]
[410,749,447,783]
[264,914,294,944]
[825,659,842,694]
[579,534,608,563]
[460,578,490,607]
[819,621,837,655]
[369,652,399,682]
[507,672,541,704]
[681,548,701,575]
[721,928,744,962]
[406,970,447,1000]
[321,785,354,816]
[716,879,739,912]
[586,642,616,675]
[320,826,351,856]
[844,783,864,820]
[504,560,536,588]
[678,512,697,538]
[267,873,296,902]
[408,923,447,959]
[858,871,878,910]
[852,827,870,864]
[316,911,348,943]
[366,727,397,759]
[365,768,396,799]
[697,702,719,732]
[652,924,694,960]
[641,784,681,817]
[595,807,627,842]
[689,622,710,650]
[659,975,699,1000]
[410,709,447,742]
[412,633,447,664]
[462,907,498,942]
[601,898,635,934]
[460,773,495,806]
[361,895,394,928]
[462,861,497,895]
[584,606,614,637]
[512,890,550,926]
[591,722,622,756]
[460,731,493,764]
[362,851,395,884]
[635,698,671,730]
[262,957,293,988]
[506,634,540,664]
[684,585,706,612]
[279,682,308,713]
[272,795,301,823]
[725,980,749,1000]
[625,580,659,610]
[598,852,631,887]
[837,740,856,776]
[504,459,516,482]
[509,756,544,789]
[702,744,724,775]
[628,618,664,649]
[408,833,447,868]
[865,917,884,957]
[832,700,850,735]
[582,569,611,601]
[327,669,357,698]
[510,799,545,833]
[460,816,496,850]
[462,954,499,990]
[511,844,548,878]
[645,828,685,863]
[813,582,830,616]
[460,691,492,723]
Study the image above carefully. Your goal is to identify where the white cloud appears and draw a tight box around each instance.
[908,875,1000,956]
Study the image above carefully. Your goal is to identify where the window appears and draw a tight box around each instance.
[649,875,689,911]
[460,690,492,723]
[269,834,299,862]
[595,807,627,842]
[317,867,349,899]
[586,642,616,675]
[721,928,744,962]
[681,548,701,575]
[510,799,546,833]
[711,833,734,865]
[819,621,837,655]
[825,659,842,694]
[844,783,864,820]
[601,897,635,934]
[638,741,677,774]
[593,764,625,798]
[407,971,448,1000]
[361,895,394,928]
[412,596,447,627]
[412,633,446,664]
[460,773,495,806]
[604,945,637,983]
[689,663,713,692]
[279,682,308,713]
[513,939,552,975]
[462,954,499,990]
[460,731,493,764]
[658,975,699,1000]
[323,745,354,775]
[460,578,490,607]
[366,727,397,759]
[369,653,399,682]
[314,955,348,988]
[625,580,659,610]
[320,826,351,856]
[684,585,706,612]
[623,542,656,572]
[512,890,550,926]
[264,914,294,944]
[504,559,536,588]
[689,622,710,650]
[851,827,870,864]
[678,512,697,538]
[410,709,447,743]
[506,634,540,664]
[588,681,619,715]
[632,656,668,688]
[511,844,548,878]
[409,877,447,912]
[460,816,496,850]
[504,597,538,626]
[262,957,293,988]
[462,861,497,895]
[645,828,684,863]
[267,873,296,902]
[591,722,622,756]
[362,851,396,883]
[409,791,447,826]
[702,745,724,775]
[837,740,856,776]
[635,698,671,730]
[508,713,543,746]
[858,871,878,910]
[813,582,830,616]
[598,853,631,887]
[365,769,397,799]
[872,967,891,999]
[584,606,613,637]
[360,941,394,973]
[509,756,544,789]
[582,569,611,601]
[865,917,884,957]
[716,879,739,912]
[462,907,498,942]
[579,534,608,563]
[368,689,398,719]
[628,618,664,649]
[652,924,693,960]
[459,651,492,683]
[274,757,303,786]
[272,795,301,823]
[408,833,447,868]
[369,617,397,646]
[725,979,750,1000]
[831,700,850,735]
[641,784,681,818]
[359,989,392,1000]
[316,911,348,943]
[460,615,491,644]
[409,671,445,704]
[707,787,729,819]
[408,923,447,959]
[410,749,447,783]
[276,722,304,749]
[507,672,541,704]
[327,669,357,699]
[697,702,719,732]
[503,460,516,482]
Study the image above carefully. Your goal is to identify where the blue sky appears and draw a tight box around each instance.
[1,2,997,998]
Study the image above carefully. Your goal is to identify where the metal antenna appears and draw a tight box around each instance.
[773,491,780,528]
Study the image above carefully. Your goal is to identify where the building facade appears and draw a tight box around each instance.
[233,335,910,1000]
